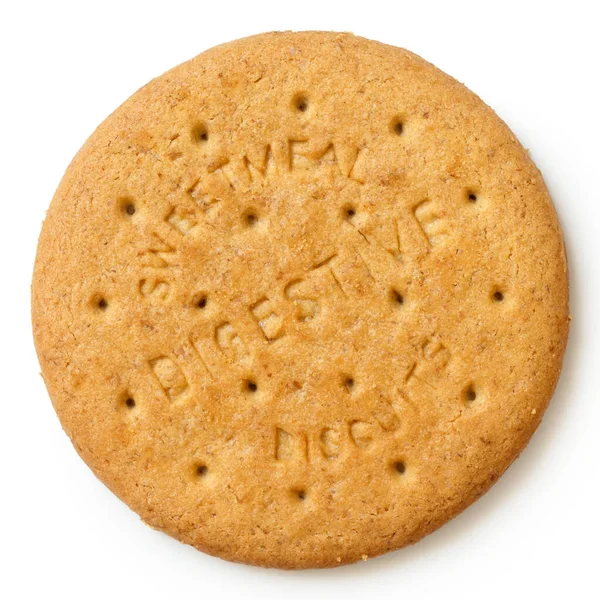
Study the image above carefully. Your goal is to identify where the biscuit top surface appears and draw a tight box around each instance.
[32,31,569,569]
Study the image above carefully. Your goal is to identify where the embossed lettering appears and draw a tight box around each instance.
[250,297,284,340]
[187,179,221,213]
[413,200,448,247]
[215,322,247,361]
[166,205,197,235]
[349,420,376,449]
[358,219,402,260]
[149,356,189,401]
[319,428,341,459]
[284,279,320,322]
[371,393,401,432]
[141,234,176,268]
[405,336,452,389]
[139,277,170,300]
[275,427,296,461]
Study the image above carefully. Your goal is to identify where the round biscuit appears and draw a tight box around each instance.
[32,32,569,568]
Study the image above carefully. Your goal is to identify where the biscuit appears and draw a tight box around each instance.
[32,32,569,568]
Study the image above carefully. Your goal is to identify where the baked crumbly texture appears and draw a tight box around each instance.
[32,32,569,569]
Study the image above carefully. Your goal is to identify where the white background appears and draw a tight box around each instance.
[1,1,599,598]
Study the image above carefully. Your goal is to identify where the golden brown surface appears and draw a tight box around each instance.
[31,31,569,569]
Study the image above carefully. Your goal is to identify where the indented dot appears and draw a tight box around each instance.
[393,461,406,474]
[246,380,258,393]
[196,464,208,477]
[390,116,404,135]
[344,377,355,391]
[343,205,357,220]
[296,489,306,500]
[125,397,135,409]
[467,191,478,203]
[465,385,477,403]
[196,295,207,309]
[245,212,258,226]
[493,290,504,302]
[192,123,209,142]
[119,197,136,216]
[293,94,309,113]
[391,289,404,305]
[97,298,108,310]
